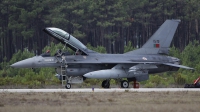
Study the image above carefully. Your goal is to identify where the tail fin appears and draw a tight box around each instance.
[126,19,180,55]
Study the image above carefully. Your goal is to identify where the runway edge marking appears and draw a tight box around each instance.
[0,88,200,93]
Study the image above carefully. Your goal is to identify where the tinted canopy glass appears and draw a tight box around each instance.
[49,28,70,40]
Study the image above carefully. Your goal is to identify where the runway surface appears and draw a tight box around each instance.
[0,88,200,93]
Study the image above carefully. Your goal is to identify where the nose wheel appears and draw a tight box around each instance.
[65,83,71,89]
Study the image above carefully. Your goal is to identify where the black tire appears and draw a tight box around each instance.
[185,84,195,88]
[184,84,190,88]
[121,80,129,88]
[195,83,200,88]
[101,80,106,88]
[65,83,71,89]
[101,80,110,88]
[190,84,195,88]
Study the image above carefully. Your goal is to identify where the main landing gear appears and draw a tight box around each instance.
[101,79,110,88]
[121,80,129,88]
[101,79,130,88]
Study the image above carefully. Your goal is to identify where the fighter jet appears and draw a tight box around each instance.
[11,19,194,89]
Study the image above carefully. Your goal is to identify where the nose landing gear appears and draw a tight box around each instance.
[65,83,71,89]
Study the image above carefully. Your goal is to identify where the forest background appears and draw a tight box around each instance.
[0,0,200,88]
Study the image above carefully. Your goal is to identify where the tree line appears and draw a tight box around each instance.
[0,0,200,62]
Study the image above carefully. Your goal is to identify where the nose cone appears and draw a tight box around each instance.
[10,57,35,68]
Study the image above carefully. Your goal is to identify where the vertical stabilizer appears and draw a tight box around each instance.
[126,19,180,55]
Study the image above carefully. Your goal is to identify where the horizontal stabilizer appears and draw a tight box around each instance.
[163,63,194,70]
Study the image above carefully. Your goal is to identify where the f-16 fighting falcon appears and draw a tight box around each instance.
[11,20,194,89]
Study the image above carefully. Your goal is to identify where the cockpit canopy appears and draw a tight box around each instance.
[43,27,88,55]
[49,28,70,40]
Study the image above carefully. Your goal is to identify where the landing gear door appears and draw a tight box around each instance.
[68,76,83,83]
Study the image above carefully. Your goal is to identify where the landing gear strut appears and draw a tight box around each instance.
[121,80,129,88]
[102,79,110,88]
[65,76,71,89]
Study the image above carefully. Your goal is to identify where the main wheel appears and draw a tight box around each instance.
[65,83,71,89]
[101,80,110,88]
[121,80,129,88]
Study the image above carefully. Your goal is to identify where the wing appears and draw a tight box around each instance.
[111,62,193,73]
[163,63,194,70]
